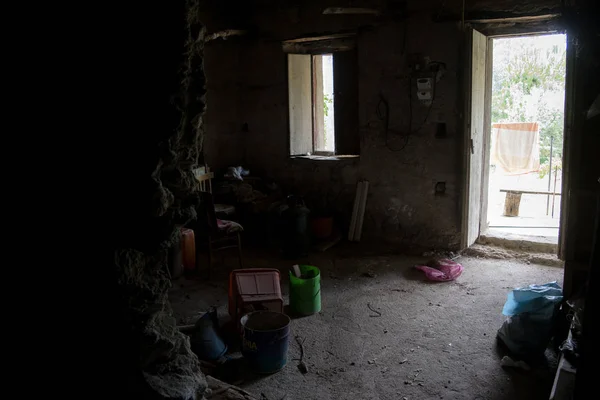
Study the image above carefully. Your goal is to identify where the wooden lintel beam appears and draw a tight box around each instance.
[282,36,356,54]
[467,13,561,24]
[322,7,380,15]
[283,32,356,44]
[435,9,561,24]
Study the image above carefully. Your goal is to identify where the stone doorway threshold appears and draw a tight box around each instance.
[466,235,563,268]
[478,228,558,255]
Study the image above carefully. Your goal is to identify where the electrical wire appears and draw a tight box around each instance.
[435,0,448,22]
[377,94,409,152]
[378,76,435,152]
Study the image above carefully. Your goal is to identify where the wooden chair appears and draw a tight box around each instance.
[194,164,236,217]
[196,191,243,276]
[194,165,214,193]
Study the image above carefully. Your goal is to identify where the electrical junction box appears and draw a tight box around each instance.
[417,91,432,100]
[416,77,433,102]
[417,78,432,90]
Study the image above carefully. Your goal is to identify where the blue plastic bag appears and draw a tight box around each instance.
[502,281,563,317]
[497,282,563,359]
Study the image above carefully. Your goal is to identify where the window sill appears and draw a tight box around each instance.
[290,155,360,162]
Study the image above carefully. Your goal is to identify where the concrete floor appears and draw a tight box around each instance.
[170,245,564,400]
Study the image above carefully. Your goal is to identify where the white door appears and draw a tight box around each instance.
[462,28,489,248]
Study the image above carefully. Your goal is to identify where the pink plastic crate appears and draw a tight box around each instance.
[228,269,284,326]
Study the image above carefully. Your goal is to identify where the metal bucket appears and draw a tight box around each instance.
[191,310,227,361]
[240,311,291,374]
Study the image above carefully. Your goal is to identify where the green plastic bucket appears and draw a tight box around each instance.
[289,265,321,315]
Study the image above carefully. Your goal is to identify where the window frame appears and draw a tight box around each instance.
[311,54,335,156]
[287,53,335,156]
[284,35,359,158]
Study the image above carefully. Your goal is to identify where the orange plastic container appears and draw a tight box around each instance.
[228,269,283,326]
[181,228,196,271]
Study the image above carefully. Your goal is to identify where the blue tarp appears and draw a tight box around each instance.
[502,281,563,317]
[497,281,563,358]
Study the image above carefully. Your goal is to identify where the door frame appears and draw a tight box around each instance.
[461,27,571,254]
[479,37,494,237]
[558,34,576,260]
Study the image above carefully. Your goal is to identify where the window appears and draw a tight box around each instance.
[287,49,359,157]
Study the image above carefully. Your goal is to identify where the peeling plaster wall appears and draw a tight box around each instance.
[201,0,569,250]
[204,39,246,167]
[204,13,463,250]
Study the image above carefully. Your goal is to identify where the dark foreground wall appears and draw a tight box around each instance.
[103,1,208,398]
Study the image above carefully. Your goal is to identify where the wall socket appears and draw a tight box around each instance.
[416,77,433,102]
[417,78,432,90]
[417,91,432,101]
[435,182,446,195]
[435,122,447,138]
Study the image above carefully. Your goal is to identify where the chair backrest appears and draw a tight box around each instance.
[197,191,219,235]
[196,165,213,193]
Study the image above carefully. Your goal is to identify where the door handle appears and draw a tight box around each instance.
[470,138,474,154]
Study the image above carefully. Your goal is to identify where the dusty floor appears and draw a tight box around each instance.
[170,245,564,400]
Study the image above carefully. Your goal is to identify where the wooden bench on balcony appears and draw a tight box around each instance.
[500,189,562,217]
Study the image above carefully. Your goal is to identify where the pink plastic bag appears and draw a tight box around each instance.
[414,259,463,282]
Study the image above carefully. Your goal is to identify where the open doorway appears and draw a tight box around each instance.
[462,29,569,254]
[485,34,566,244]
